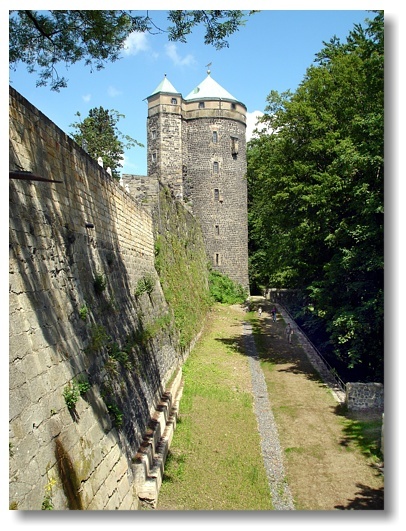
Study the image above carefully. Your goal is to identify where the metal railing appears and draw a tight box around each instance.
[278,303,346,394]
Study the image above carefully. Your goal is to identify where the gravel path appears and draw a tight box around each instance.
[243,321,295,511]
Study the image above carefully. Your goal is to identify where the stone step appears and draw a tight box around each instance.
[132,367,184,508]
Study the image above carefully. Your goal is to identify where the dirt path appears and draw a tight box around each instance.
[253,297,384,510]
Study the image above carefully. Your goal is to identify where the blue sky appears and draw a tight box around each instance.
[8,5,381,177]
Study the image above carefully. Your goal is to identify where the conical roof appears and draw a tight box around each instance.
[148,75,180,98]
[184,73,237,102]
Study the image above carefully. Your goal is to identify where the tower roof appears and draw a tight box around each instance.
[184,73,238,102]
[147,75,180,98]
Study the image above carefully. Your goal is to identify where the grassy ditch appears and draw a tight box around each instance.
[157,304,273,510]
[249,300,384,510]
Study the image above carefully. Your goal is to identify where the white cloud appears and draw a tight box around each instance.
[108,86,122,98]
[123,32,150,55]
[82,94,91,102]
[246,111,265,141]
[165,42,195,67]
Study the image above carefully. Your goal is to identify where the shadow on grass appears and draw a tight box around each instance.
[334,483,384,510]
[213,305,334,397]
[332,403,384,462]
[161,447,187,484]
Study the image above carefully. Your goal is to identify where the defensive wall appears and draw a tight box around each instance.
[9,86,207,510]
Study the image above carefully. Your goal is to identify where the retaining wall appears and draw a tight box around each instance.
[345,383,384,411]
[9,86,202,510]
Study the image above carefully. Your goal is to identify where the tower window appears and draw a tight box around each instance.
[215,253,220,266]
[171,97,178,104]
[215,224,220,235]
[151,129,156,139]
[231,137,239,155]
[199,102,205,109]
[212,131,218,143]
[214,188,220,201]
[213,161,219,173]
[231,102,236,110]
[152,152,157,162]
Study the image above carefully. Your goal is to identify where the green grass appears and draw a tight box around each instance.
[157,305,273,511]
[340,416,383,462]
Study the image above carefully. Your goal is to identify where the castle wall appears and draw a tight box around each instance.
[121,173,159,207]
[8,87,194,510]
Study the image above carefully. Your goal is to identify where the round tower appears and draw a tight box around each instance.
[182,72,249,291]
[146,72,249,292]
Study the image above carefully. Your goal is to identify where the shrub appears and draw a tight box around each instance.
[209,270,248,305]
[134,274,155,297]
[93,272,107,294]
[106,401,124,428]
[107,341,132,370]
[63,383,80,410]
[86,324,109,353]
[79,303,89,321]
[63,378,91,409]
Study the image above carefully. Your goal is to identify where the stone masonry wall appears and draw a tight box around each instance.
[345,383,384,411]
[185,116,249,291]
[9,87,186,510]
[147,105,183,199]
[121,174,159,208]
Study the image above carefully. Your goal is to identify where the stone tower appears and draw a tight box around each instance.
[146,72,249,291]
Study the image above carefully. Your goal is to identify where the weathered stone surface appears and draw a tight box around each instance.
[345,382,384,411]
[146,84,249,291]
[9,87,200,510]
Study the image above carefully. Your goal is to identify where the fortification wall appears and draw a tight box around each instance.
[8,87,190,510]
[121,174,159,207]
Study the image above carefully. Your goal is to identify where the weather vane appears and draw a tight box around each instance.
[206,62,212,74]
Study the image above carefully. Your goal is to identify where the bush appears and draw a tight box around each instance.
[63,378,91,409]
[93,272,107,294]
[209,271,248,305]
[134,274,155,297]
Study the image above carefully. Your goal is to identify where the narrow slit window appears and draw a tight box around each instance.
[215,253,220,265]
[231,137,239,155]
[215,224,220,235]
[212,131,218,143]
[214,188,220,201]
[151,129,156,139]
[213,161,219,173]
[231,102,236,110]
[152,152,157,162]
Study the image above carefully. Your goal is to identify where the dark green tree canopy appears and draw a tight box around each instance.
[9,10,253,91]
[247,11,383,380]
[70,106,142,180]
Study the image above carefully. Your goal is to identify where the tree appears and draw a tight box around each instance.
[9,10,254,91]
[70,107,143,179]
[247,12,383,380]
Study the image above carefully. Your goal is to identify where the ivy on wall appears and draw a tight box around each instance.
[153,186,211,350]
